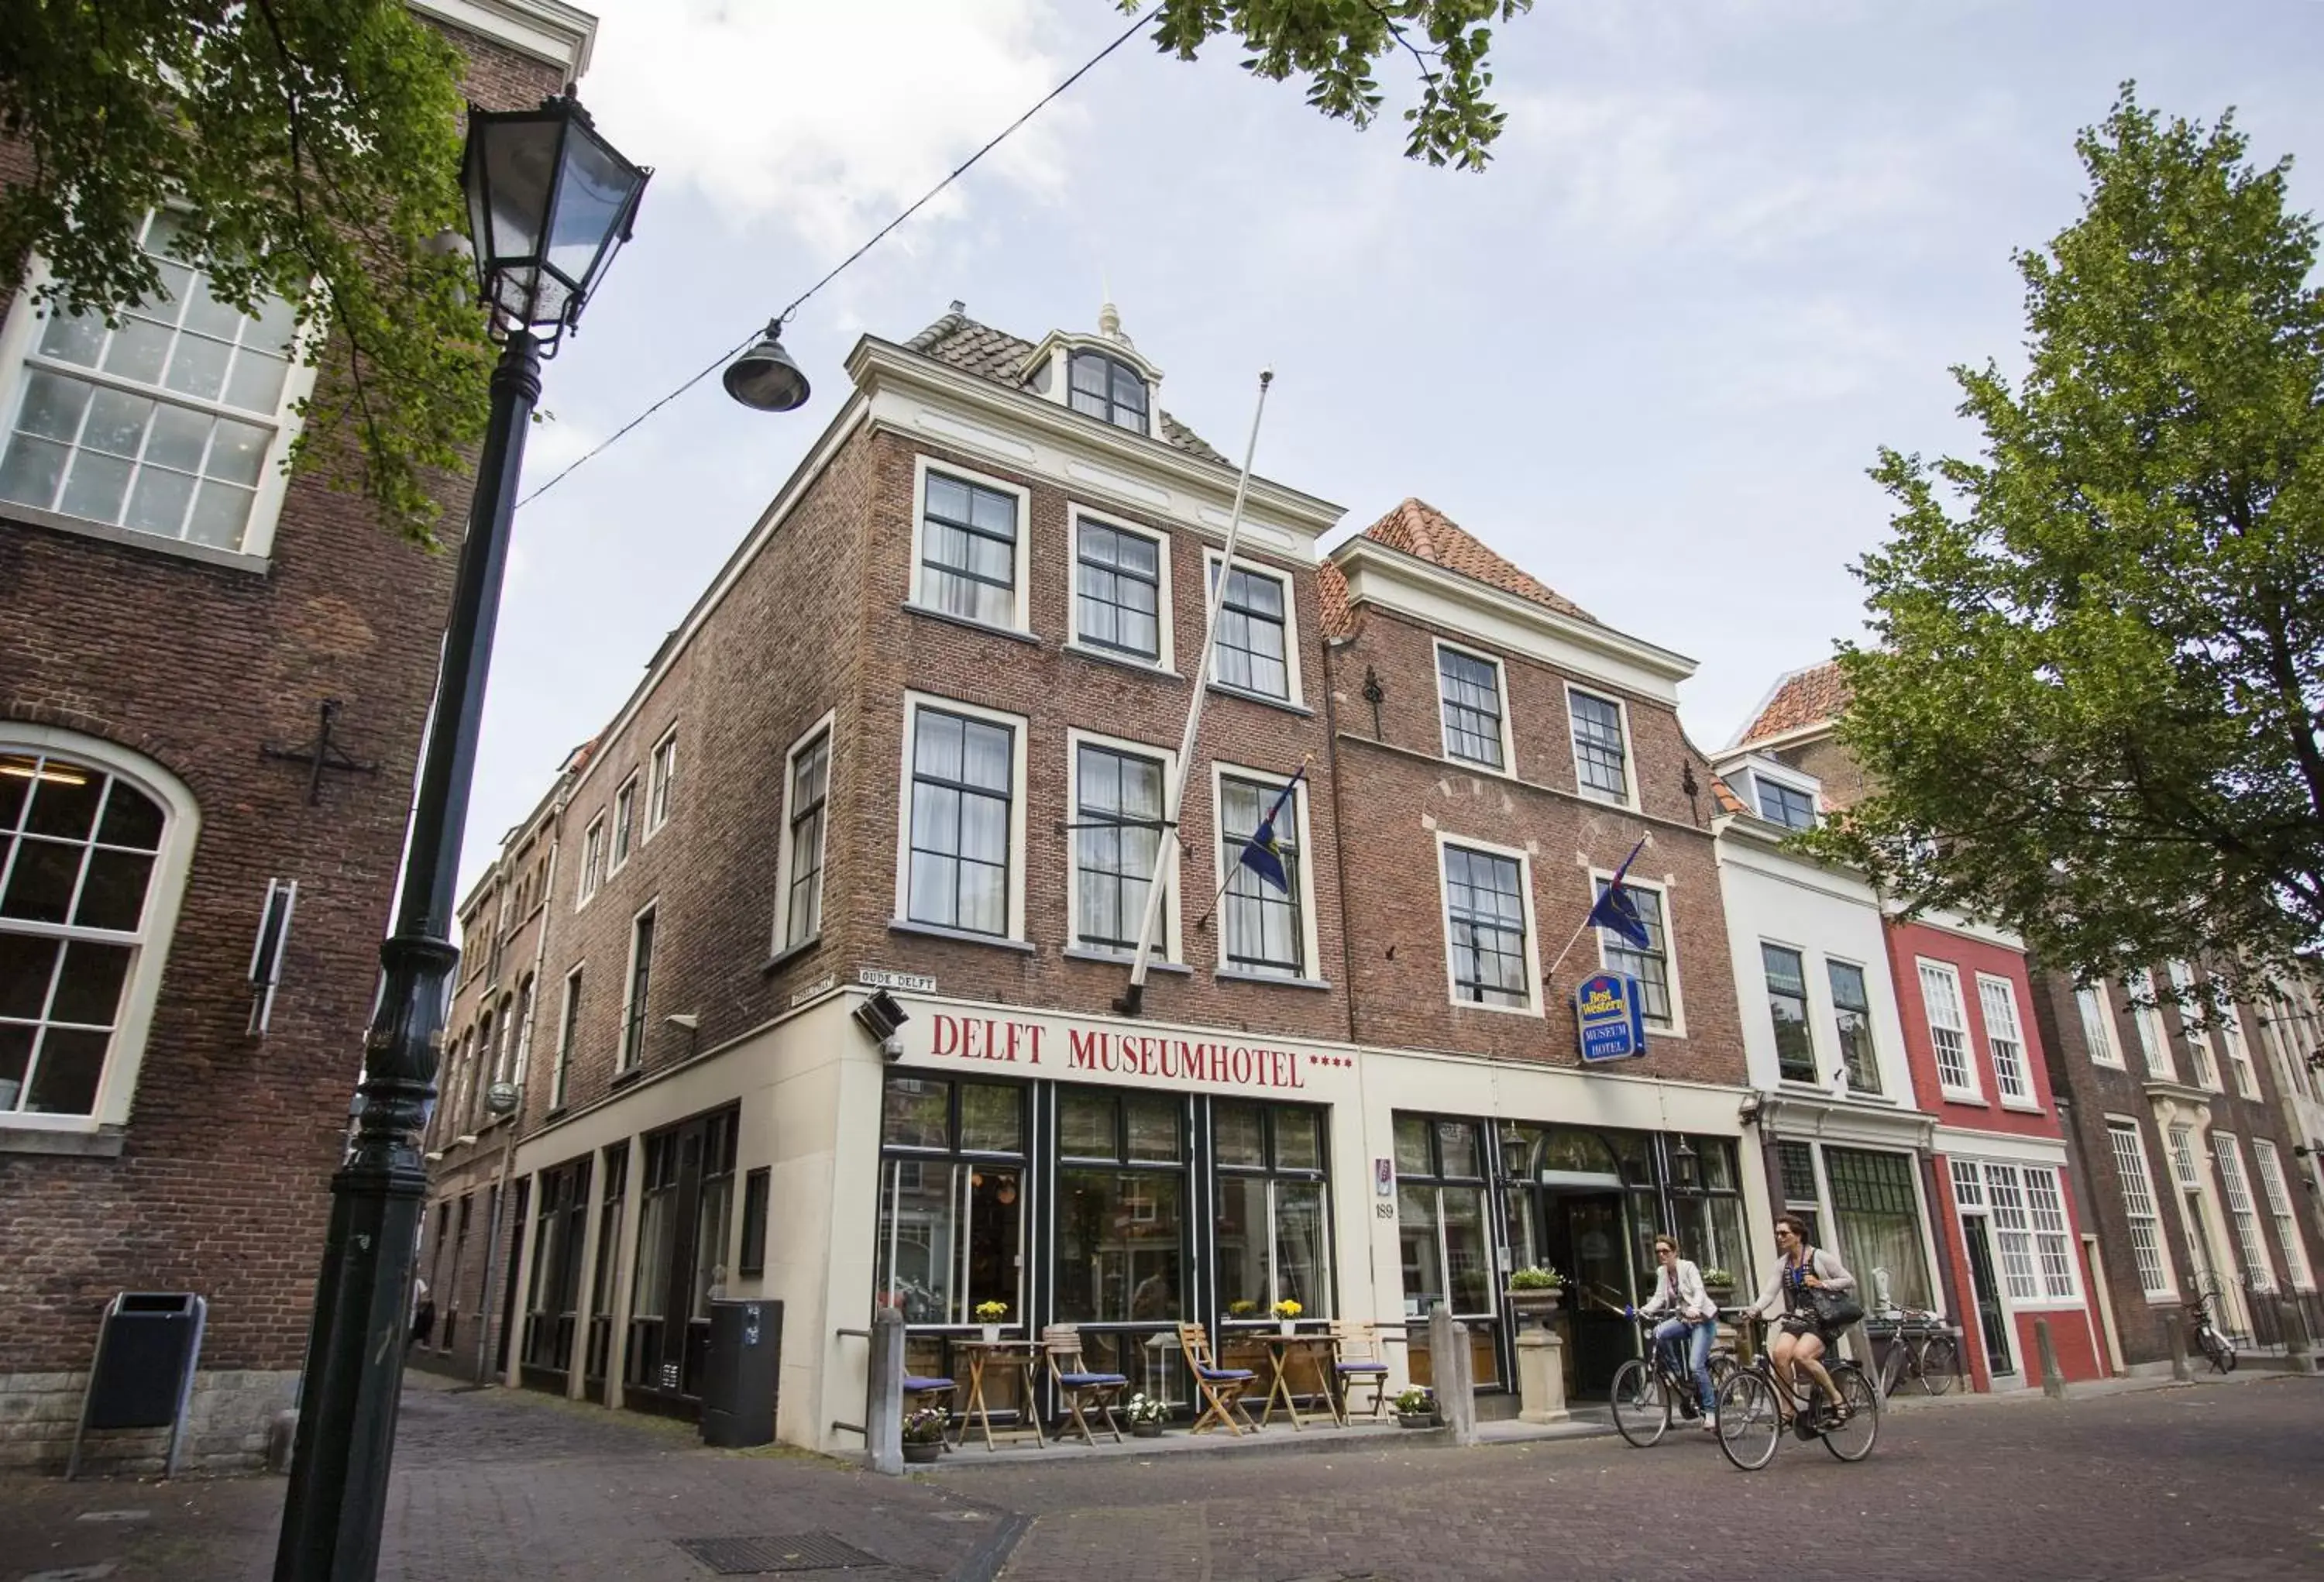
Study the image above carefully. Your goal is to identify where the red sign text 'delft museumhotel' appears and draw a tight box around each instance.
[915,1008,1360,1096]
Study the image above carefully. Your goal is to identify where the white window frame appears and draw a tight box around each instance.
[1066,504,1174,673]
[2130,968,2174,1080]
[609,774,638,875]
[2212,1132,2275,1292]
[1743,762,1820,832]
[1589,866,1683,1036]
[1760,938,1820,1086]
[892,692,1030,943]
[617,899,656,1074]
[576,814,606,909]
[2168,960,2221,1091]
[2076,983,2124,1068]
[1917,958,1981,1101]
[772,710,835,954]
[645,727,677,839]
[1064,727,1181,965]
[0,236,322,569]
[1432,831,1543,1016]
[909,455,1032,635]
[1825,954,1885,1096]
[1565,684,1638,810]
[1209,757,1322,982]
[550,965,582,1111]
[2250,1138,2315,1290]
[1201,549,1305,708]
[0,725,201,1134]
[2104,1118,2178,1299]
[1976,972,2039,1109]
[1432,639,1514,776]
[2217,1002,2260,1100]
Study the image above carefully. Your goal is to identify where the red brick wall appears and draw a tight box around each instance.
[1886,917,2067,1137]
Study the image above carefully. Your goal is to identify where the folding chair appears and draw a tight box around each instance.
[902,1369,957,1445]
[1042,1324,1126,1446]
[1330,1320,1391,1420]
[1177,1322,1257,1436]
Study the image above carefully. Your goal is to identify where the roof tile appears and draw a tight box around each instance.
[1738,661,1851,745]
[1357,498,1599,625]
[903,309,1225,463]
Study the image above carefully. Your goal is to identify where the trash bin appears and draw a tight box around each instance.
[700,1298,781,1448]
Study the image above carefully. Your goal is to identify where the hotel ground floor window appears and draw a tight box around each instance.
[1057,1088,1187,1384]
[1825,1147,1934,1312]
[1395,1114,1499,1388]
[876,1076,1028,1397]
[521,1154,590,1384]
[623,1106,737,1412]
[1214,1100,1331,1326]
[586,1144,627,1392]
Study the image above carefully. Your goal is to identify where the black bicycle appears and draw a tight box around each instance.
[1873,1307,1961,1398]
[1610,1314,1736,1447]
[2187,1285,2236,1374]
[1714,1315,1879,1471]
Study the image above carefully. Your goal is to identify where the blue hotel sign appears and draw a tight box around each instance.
[1576,972,1647,1063]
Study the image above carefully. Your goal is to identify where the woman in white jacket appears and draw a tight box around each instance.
[1742,1212,1857,1426]
[1630,1233,1720,1428]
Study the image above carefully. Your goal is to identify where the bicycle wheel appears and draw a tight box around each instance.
[1714,1370,1780,1471]
[1611,1357,1671,1447]
[2199,1326,2236,1373]
[1820,1365,1879,1463]
[1875,1340,1905,1399]
[1707,1351,1738,1395]
[1917,1335,1961,1396]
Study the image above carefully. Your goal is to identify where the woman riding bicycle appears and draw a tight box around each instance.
[1627,1233,1720,1430]
[1742,1213,1856,1426]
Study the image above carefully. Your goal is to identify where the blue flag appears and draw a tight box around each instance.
[1587,837,1653,950]
[1236,767,1305,894]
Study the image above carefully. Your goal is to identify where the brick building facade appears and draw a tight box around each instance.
[0,1,593,1471]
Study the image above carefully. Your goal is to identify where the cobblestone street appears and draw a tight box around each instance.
[3,1374,2316,1581]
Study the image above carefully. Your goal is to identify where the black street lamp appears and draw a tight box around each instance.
[273,95,648,1581]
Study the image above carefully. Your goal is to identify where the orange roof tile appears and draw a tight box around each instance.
[1738,661,1851,745]
[1359,498,1598,625]
[1708,773,1749,817]
[1316,559,1353,638]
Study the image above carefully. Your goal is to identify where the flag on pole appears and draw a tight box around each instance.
[1236,767,1306,894]
[1586,837,1653,950]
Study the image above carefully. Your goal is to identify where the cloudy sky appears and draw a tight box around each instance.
[460,0,2324,892]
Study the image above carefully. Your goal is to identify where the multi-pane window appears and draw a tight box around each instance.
[1977,975,2033,1103]
[906,707,1013,937]
[551,968,582,1110]
[2078,984,2123,1067]
[1755,777,1816,831]
[1778,1140,1823,1243]
[1982,1163,2044,1301]
[647,731,677,835]
[1827,960,1881,1093]
[1215,1101,1332,1322]
[578,817,606,905]
[781,729,830,948]
[919,471,1019,628]
[0,749,167,1117]
[1596,879,1673,1027]
[2167,1123,2202,1190]
[2020,1167,2079,1298]
[1075,519,1162,661]
[2130,970,2173,1078]
[876,1076,1027,1333]
[1569,690,1629,803]
[611,776,638,871]
[1919,961,1976,1095]
[1212,563,1290,700]
[1762,943,1815,1082]
[2217,1005,2260,1099]
[619,907,655,1072]
[2106,1123,2173,1296]
[1219,774,1305,977]
[1442,844,1528,1008]
[1,212,299,553]
[2168,961,2220,1089]
[1436,648,1505,769]
[2212,1134,2274,1291]
[1067,349,1148,432]
[1074,744,1167,956]
[1055,1089,1185,1368]
[1826,1147,1934,1311]
[2250,1140,2315,1289]
[1394,1115,1494,1318]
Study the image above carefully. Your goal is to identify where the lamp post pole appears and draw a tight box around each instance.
[272,330,539,1582]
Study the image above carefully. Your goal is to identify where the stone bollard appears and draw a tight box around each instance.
[2276,1297,2319,1376]
[1428,1303,1479,1446]
[2165,1305,2193,1383]
[868,1306,905,1476]
[2033,1317,2068,1399]
[1514,1322,1569,1426]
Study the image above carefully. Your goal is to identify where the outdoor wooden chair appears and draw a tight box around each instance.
[1330,1320,1391,1420]
[1177,1322,1258,1436]
[902,1364,957,1443]
[1042,1324,1127,1446]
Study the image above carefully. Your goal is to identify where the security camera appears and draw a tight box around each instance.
[852,989,909,1061]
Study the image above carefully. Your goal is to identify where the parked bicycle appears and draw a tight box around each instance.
[2186,1285,2236,1374]
[1872,1307,1961,1398]
[1713,1315,1879,1471]
[1610,1313,1738,1447]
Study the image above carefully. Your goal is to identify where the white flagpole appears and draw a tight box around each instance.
[1116,368,1274,1015]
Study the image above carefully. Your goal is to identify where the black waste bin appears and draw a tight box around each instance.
[700,1298,781,1447]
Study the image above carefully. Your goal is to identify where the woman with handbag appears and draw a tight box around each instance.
[1742,1213,1860,1427]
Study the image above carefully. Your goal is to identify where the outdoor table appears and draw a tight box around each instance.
[1256,1330,1343,1429]
[950,1338,1047,1452]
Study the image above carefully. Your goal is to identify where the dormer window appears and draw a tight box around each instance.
[1067,350,1147,432]
[1755,776,1816,831]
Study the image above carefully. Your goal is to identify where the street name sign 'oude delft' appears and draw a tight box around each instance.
[1575,972,1648,1063]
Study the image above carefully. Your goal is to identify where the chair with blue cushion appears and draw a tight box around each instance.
[1330,1320,1391,1421]
[1176,1322,1257,1436]
[902,1368,957,1443]
[1042,1324,1126,1446]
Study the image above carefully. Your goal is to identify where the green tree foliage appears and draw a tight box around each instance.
[0,1,486,545]
[1809,88,2324,989]
[1137,1,1532,170]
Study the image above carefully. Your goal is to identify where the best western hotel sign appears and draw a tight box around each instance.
[899,1003,1361,1098]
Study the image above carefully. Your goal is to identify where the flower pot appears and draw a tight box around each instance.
[979,1325,1000,1344]
[902,1439,944,1463]
[1504,1288,1563,1329]
[1704,1285,1735,1308]
[1130,1420,1165,1439]
[1395,1412,1438,1429]
[1278,1320,1297,1338]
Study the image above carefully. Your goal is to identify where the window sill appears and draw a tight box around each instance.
[1063,945,1191,975]
[543,1105,570,1121]
[1448,996,1542,1018]
[762,934,822,974]
[1205,682,1312,718]
[2,500,273,575]
[902,602,1040,646]
[0,1123,126,1157]
[610,1066,645,1089]
[1998,1099,2047,1115]
[1937,1088,1985,1106]
[1215,967,1332,991]
[1063,641,1182,681]
[889,917,1037,954]
[1442,754,1514,779]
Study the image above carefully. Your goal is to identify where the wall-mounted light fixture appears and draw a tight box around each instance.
[853,989,909,1061]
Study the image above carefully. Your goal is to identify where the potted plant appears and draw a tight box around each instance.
[1700,1267,1736,1304]
[1272,1298,1303,1336]
[1393,1384,1438,1429]
[1226,1299,1260,1321]
[901,1405,949,1464]
[1504,1265,1563,1326]
[1123,1392,1170,1439]
[974,1299,1008,1343]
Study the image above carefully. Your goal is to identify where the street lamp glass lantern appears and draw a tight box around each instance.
[461,94,649,350]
